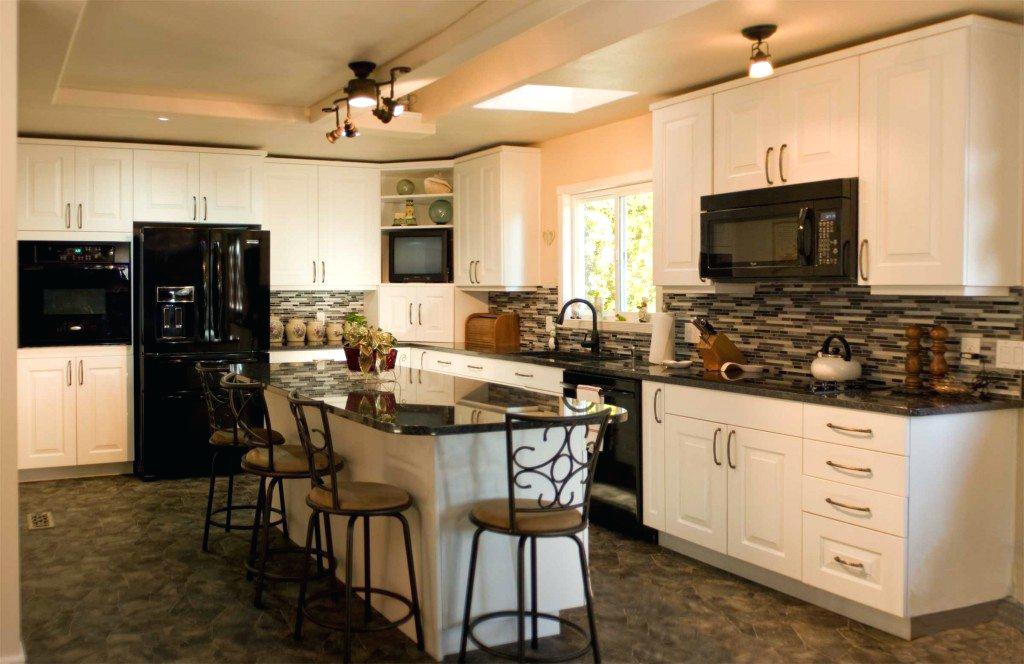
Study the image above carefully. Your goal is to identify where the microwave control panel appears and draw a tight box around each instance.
[816,210,840,266]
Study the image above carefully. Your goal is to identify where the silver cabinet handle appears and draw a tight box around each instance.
[408,302,413,325]
[78,360,83,386]
[726,430,736,469]
[66,361,72,386]
[778,143,787,183]
[418,303,422,325]
[653,388,663,424]
[193,196,197,220]
[859,239,868,281]
[826,460,872,474]
[77,203,83,229]
[825,497,872,513]
[515,371,534,378]
[312,260,317,283]
[467,364,483,370]
[826,423,873,435]
[468,261,475,283]
[321,261,325,283]
[764,146,774,185]
[833,555,865,570]
[65,203,71,228]
[436,360,452,366]
[712,427,722,466]
[203,196,208,221]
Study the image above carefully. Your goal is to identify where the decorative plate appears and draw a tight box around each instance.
[428,199,453,224]
[396,179,415,195]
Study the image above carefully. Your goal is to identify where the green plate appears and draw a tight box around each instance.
[428,199,453,224]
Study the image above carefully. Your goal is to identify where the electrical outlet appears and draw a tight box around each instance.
[960,336,982,367]
[995,340,1024,370]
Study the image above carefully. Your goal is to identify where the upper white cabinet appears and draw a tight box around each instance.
[264,162,319,286]
[858,24,1021,294]
[714,57,858,193]
[199,153,262,223]
[134,149,262,224]
[18,143,132,233]
[454,146,540,290]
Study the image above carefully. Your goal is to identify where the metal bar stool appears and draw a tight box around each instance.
[196,362,285,552]
[458,410,612,664]
[288,390,424,664]
[222,373,337,607]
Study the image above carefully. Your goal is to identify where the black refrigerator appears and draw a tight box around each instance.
[133,224,270,479]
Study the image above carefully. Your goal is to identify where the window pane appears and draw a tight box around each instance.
[580,196,616,310]
[621,191,655,312]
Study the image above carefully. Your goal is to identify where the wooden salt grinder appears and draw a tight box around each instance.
[929,325,949,382]
[904,325,924,391]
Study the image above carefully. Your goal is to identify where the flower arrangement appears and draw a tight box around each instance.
[341,318,397,374]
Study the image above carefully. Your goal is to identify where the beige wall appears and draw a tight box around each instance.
[0,1,20,661]
[535,112,652,286]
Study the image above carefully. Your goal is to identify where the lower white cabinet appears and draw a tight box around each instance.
[663,415,728,553]
[640,383,666,530]
[368,285,487,343]
[395,347,563,396]
[18,346,131,469]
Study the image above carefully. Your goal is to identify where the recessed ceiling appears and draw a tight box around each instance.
[17,0,1024,162]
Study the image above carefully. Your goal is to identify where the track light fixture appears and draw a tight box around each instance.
[323,62,411,141]
[742,24,776,78]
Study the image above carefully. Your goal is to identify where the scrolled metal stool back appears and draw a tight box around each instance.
[196,362,236,441]
[286,390,344,508]
[221,372,275,458]
[503,410,611,533]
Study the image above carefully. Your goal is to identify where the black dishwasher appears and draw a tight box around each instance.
[563,370,656,542]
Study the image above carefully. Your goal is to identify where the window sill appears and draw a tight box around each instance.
[557,318,654,334]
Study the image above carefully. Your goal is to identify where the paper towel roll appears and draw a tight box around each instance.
[648,312,676,364]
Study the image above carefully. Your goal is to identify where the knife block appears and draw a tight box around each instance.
[696,333,746,371]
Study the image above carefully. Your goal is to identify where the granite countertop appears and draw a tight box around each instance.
[238,360,627,436]
[405,343,1022,417]
[270,342,347,351]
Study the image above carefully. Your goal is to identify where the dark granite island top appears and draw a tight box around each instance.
[239,360,627,436]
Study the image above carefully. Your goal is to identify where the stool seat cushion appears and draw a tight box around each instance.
[210,427,284,447]
[243,444,340,475]
[309,480,411,513]
[470,498,584,534]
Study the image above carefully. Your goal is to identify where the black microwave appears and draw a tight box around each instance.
[387,227,452,283]
[700,178,857,282]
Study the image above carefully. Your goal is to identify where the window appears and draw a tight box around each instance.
[567,182,654,314]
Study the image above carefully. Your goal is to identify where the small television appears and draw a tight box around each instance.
[387,228,452,283]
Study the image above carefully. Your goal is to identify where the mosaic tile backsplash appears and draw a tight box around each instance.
[270,290,365,322]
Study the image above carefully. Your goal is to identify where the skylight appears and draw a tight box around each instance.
[473,84,636,113]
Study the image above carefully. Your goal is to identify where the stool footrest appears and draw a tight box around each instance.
[245,547,332,583]
[467,610,593,663]
[208,503,283,531]
[301,586,417,634]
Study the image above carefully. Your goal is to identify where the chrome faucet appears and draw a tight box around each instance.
[555,298,602,355]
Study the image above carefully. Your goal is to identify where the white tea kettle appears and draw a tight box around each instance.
[810,335,862,382]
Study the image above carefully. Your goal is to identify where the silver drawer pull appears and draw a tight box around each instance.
[436,360,451,366]
[833,555,865,570]
[514,372,534,378]
[467,364,483,370]
[827,423,873,435]
[826,497,871,513]
[826,460,872,474]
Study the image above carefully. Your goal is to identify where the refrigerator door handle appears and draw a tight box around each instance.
[200,239,210,342]
[209,241,223,343]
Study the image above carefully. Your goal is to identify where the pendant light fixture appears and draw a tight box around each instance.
[322,62,411,141]
[742,24,776,78]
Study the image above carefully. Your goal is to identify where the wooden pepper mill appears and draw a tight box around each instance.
[904,325,924,391]
[929,325,950,383]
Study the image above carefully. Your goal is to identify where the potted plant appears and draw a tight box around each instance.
[342,320,397,374]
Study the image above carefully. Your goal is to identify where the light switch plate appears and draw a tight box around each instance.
[960,336,982,367]
[995,340,1024,370]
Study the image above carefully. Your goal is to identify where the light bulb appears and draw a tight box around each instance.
[392,101,405,117]
[348,95,376,108]
[748,55,773,78]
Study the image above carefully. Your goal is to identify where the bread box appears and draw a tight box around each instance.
[465,312,520,353]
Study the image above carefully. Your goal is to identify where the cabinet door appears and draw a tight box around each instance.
[17,356,77,469]
[75,147,132,232]
[641,382,667,530]
[18,144,75,231]
[714,81,779,193]
[653,97,712,287]
[377,286,415,340]
[726,426,802,580]
[199,153,262,223]
[776,58,858,184]
[858,30,968,286]
[76,354,129,465]
[319,166,380,288]
[664,415,727,553]
[133,150,200,222]
[475,155,503,286]
[454,160,482,286]
[414,285,453,343]
[264,163,319,288]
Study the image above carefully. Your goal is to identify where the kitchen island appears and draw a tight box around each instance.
[239,360,626,660]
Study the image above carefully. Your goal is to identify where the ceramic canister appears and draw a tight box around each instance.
[269,315,284,344]
[285,318,306,343]
[306,320,326,344]
[326,322,344,343]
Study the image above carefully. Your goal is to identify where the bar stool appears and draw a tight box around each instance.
[287,390,424,664]
[196,362,285,552]
[458,410,612,664]
[221,373,338,607]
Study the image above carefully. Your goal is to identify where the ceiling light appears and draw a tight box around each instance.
[742,24,776,78]
[342,102,359,138]
[157,116,169,122]
[345,61,379,108]
[323,63,411,140]
[473,85,636,114]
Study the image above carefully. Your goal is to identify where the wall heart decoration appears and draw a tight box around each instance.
[542,230,555,246]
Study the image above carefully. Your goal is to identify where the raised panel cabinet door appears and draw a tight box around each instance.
[641,382,667,530]
[777,58,859,184]
[132,149,200,222]
[17,356,77,469]
[75,147,132,232]
[453,160,482,286]
[377,286,415,340]
[319,166,381,288]
[413,285,454,343]
[76,354,129,465]
[199,153,262,223]
[664,415,727,553]
[726,426,802,580]
[858,29,968,286]
[264,163,319,288]
[713,80,779,193]
[18,143,75,231]
[475,154,504,286]
[653,97,712,287]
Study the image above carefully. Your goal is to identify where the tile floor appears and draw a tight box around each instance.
[18,475,1024,663]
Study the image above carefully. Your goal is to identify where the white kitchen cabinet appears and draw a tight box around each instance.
[453,146,540,290]
[641,382,667,530]
[199,153,262,223]
[133,150,201,222]
[264,162,319,287]
[18,142,132,233]
[17,356,78,469]
[75,354,130,465]
[367,285,486,343]
[858,25,1021,294]
[714,81,779,193]
[376,285,417,340]
[663,415,728,553]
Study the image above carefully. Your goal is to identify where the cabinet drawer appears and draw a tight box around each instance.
[505,363,563,394]
[803,440,906,496]
[424,352,458,374]
[456,355,492,378]
[664,385,802,436]
[803,404,908,455]
[802,513,905,616]
[802,475,906,536]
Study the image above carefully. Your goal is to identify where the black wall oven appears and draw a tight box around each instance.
[18,241,131,347]
[700,178,857,282]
